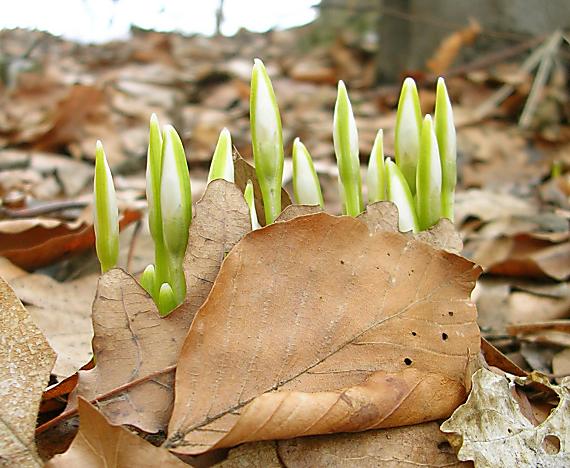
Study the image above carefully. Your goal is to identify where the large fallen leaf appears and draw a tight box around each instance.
[45,398,187,468]
[0,276,56,467]
[72,181,251,433]
[218,422,469,467]
[441,368,570,467]
[166,212,481,454]
[0,209,140,270]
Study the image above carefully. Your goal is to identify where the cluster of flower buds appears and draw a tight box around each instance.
[94,58,457,317]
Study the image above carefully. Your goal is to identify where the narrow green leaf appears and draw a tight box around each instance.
[434,77,456,221]
[94,140,119,273]
[208,127,234,183]
[244,179,261,230]
[366,129,386,203]
[158,282,178,317]
[140,264,158,300]
[333,80,363,216]
[250,58,284,224]
[292,138,324,207]
[416,114,442,231]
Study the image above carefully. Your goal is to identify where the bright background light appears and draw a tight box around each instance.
[0,0,319,43]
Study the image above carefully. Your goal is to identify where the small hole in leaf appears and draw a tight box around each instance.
[542,435,561,454]
[376,266,380,270]
[448,311,454,317]
[404,358,412,366]
[507,428,512,434]
[387,252,391,256]
[411,331,417,336]
[437,441,452,453]
[442,333,448,341]
[340,260,345,265]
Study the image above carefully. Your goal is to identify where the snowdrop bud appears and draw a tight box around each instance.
[366,129,386,203]
[244,179,261,230]
[333,80,363,216]
[292,138,324,207]
[160,125,192,259]
[250,58,284,224]
[434,78,456,222]
[158,282,177,317]
[94,140,119,273]
[416,115,442,231]
[146,113,163,242]
[386,159,419,233]
[395,77,422,195]
[140,264,157,299]
[208,127,234,183]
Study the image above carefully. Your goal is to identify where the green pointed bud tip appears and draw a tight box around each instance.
[250,57,284,225]
[395,77,422,195]
[333,80,362,217]
[244,179,261,230]
[367,129,386,204]
[94,140,119,273]
[160,124,192,258]
[416,114,442,231]
[140,264,157,297]
[292,138,324,207]
[158,282,178,317]
[386,159,418,233]
[208,127,234,183]
[434,77,457,222]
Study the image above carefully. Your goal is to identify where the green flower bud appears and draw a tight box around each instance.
[250,58,284,224]
[333,80,363,216]
[386,159,419,233]
[434,78,456,222]
[395,77,422,195]
[93,140,119,273]
[208,127,234,183]
[244,179,261,230]
[366,129,386,203]
[292,138,324,207]
[158,282,177,317]
[416,115,442,231]
[140,264,158,300]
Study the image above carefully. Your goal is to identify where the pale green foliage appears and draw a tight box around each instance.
[292,138,324,207]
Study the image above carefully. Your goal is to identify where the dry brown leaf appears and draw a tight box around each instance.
[233,153,292,226]
[276,204,323,222]
[0,209,140,270]
[441,368,570,467]
[166,212,481,454]
[427,19,481,75]
[9,271,97,379]
[45,398,187,468]
[182,179,251,312]
[218,422,470,467]
[0,276,56,467]
[72,181,251,433]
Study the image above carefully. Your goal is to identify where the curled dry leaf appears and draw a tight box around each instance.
[0,276,56,467]
[166,212,481,454]
[0,209,140,270]
[441,368,570,467]
[217,422,469,467]
[46,398,187,468]
[71,181,251,433]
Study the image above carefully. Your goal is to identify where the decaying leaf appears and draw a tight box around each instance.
[217,422,470,467]
[72,181,252,433]
[166,212,481,454]
[46,398,187,468]
[0,276,56,467]
[441,368,570,467]
[0,209,140,270]
[182,179,251,313]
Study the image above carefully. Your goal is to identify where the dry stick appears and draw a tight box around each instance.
[518,31,563,128]
[35,364,177,435]
[473,36,551,122]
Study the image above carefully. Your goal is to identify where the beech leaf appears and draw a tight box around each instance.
[0,276,56,467]
[46,398,187,468]
[71,180,251,432]
[166,212,481,454]
[441,368,570,467]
